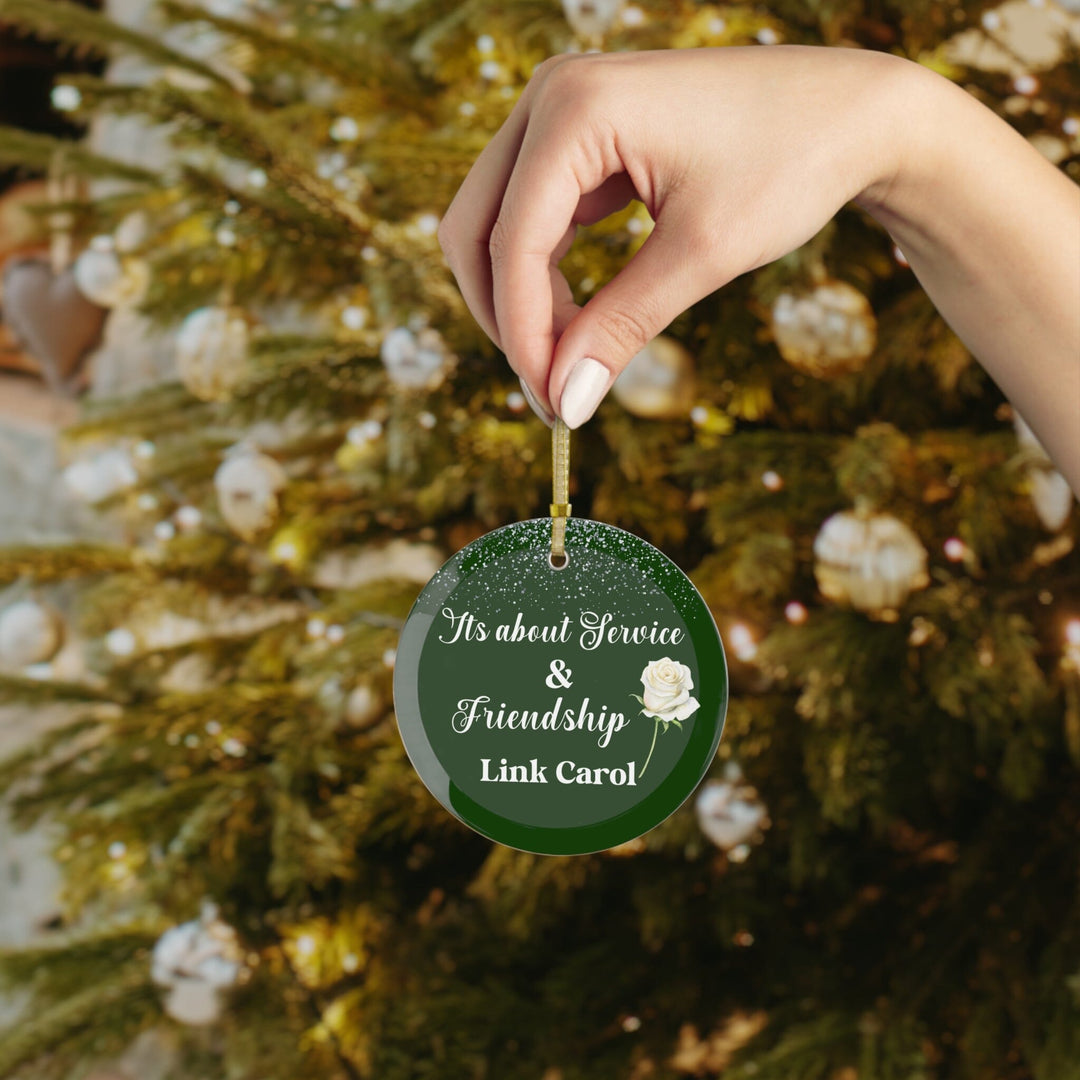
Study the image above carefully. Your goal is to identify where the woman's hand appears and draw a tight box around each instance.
[437,45,1080,493]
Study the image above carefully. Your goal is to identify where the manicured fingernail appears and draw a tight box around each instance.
[559,357,610,430]
[519,377,554,427]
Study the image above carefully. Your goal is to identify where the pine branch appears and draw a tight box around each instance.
[277,940,363,1080]
[159,0,426,104]
[0,674,113,705]
[0,126,157,184]
[0,0,236,87]
[0,543,134,586]
[0,951,157,1075]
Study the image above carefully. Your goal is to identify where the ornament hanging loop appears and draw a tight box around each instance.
[550,418,571,567]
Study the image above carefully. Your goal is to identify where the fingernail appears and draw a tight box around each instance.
[559,357,610,430]
[519,377,554,427]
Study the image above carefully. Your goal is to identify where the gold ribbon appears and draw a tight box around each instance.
[550,418,571,564]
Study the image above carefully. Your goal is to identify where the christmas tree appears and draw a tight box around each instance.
[0,0,1078,1077]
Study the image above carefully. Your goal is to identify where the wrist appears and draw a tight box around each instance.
[851,53,948,221]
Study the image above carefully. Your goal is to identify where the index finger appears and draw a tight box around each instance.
[489,105,607,407]
[438,56,575,353]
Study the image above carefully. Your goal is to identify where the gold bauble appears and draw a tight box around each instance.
[813,509,929,618]
[176,306,251,402]
[213,447,287,540]
[611,335,696,420]
[771,279,876,378]
[0,599,64,667]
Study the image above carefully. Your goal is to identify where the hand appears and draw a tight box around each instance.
[438,44,1080,497]
[437,45,910,427]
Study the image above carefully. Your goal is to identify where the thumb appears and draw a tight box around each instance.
[548,212,719,429]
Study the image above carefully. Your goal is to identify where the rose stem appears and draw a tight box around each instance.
[640,718,660,778]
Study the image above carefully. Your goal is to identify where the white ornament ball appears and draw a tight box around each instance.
[345,683,383,729]
[1028,468,1074,532]
[1013,412,1075,531]
[612,335,696,420]
[695,774,768,852]
[562,0,624,38]
[114,211,149,253]
[771,280,877,377]
[0,600,64,667]
[176,307,251,402]
[379,325,451,390]
[63,448,138,504]
[330,115,361,142]
[73,248,149,308]
[105,628,138,657]
[152,902,244,1027]
[813,510,929,616]
[214,448,287,540]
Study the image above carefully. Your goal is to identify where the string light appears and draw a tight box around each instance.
[415,213,440,236]
[1013,74,1039,96]
[1065,619,1080,667]
[348,419,383,444]
[943,537,967,562]
[330,116,360,142]
[729,623,757,662]
[51,84,82,111]
[341,305,368,330]
[761,470,784,492]
[784,601,808,625]
[175,505,202,531]
[106,628,137,657]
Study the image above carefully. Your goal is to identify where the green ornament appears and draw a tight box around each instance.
[394,518,727,856]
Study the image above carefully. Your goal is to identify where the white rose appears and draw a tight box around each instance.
[640,657,700,723]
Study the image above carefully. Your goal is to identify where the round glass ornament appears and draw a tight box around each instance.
[394,517,727,855]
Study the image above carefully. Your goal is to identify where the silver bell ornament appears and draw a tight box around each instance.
[611,335,696,420]
[771,279,876,378]
[0,599,64,668]
[176,306,252,402]
[214,446,287,540]
[813,508,929,618]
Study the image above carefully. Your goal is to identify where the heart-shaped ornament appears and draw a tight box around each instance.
[2,255,108,395]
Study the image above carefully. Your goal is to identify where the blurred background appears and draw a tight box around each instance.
[0,1,1078,1078]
